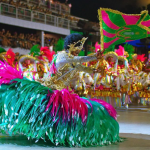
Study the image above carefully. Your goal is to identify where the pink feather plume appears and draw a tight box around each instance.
[46,89,89,124]
[115,45,124,56]
[45,89,117,124]
[90,98,117,120]
[95,42,101,52]
[137,54,147,62]
[0,61,23,85]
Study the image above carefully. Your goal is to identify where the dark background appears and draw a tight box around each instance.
[58,0,149,22]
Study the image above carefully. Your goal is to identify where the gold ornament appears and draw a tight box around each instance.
[68,37,88,52]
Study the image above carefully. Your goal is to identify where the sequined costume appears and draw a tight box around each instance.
[41,51,97,90]
[92,52,120,108]
[0,34,121,147]
[18,55,39,80]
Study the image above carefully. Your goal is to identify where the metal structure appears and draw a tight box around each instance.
[21,0,70,14]
[0,2,80,30]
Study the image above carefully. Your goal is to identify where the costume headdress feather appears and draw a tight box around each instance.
[124,44,134,60]
[0,47,6,53]
[40,47,55,62]
[6,48,15,66]
[137,54,147,62]
[29,44,40,56]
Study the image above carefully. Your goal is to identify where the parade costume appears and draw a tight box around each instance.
[0,33,121,147]
[89,44,135,108]
[92,50,120,107]
[18,55,39,80]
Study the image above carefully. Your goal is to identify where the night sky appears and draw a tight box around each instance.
[58,0,146,22]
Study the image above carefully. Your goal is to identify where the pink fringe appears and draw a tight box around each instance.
[46,89,117,124]
[46,89,88,124]
[0,61,23,85]
[90,98,117,120]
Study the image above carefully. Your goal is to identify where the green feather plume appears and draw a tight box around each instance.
[124,43,135,60]
[104,45,115,54]
[54,38,64,52]
[0,47,6,53]
[29,44,40,56]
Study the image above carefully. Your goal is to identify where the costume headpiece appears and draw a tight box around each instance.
[19,55,37,64]
[104,51,118,61]
[0,47,6,54]
[132,54,137,59]
[115,46,125,56]
[118,56,128,69]
[0,47,6,61]
[137,54,147,62]
[104,52,118,71]
[95,42,101,52]
[103,45,115,54]
[115,45,129,57]
[29,44,40,57]
[68,37,88,52]
[124,44,134,60]
[64,33,87,53]
[0,55,4,61]
[39,47,55,62]
[6,48,15,66]
[118,56,128,63]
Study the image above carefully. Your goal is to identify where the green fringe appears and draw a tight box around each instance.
[0,78,121,147]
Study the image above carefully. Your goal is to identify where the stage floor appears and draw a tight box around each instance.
[0,110,150,150]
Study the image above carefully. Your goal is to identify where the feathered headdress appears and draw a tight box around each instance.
[54,37,64,52]
[124,44,134,60]
[0,47,6,53]
[118,56,129,69]
[29,44,40,57]
[103,45,115,54]
[95,42,101,52]
[40,47,55,62]
[137,54,147,62]
[5,48,15,66]
[115,45,125,56]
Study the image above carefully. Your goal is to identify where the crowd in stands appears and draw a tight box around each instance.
[0,0,99,29]
[0,0,70,15]
[0,0,99,49]
[0,29,57,49]
[44,37,56,47]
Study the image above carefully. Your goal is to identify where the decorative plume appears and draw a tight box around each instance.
[40,47,55,62]
[45,89,89,124]
[0,47,6,53]
[5,48,15,66]
[137,54,147,62]
[54,37,64,52]
[103,45,115,54]
[115,45,124,56]
[29,44,40,56]
[95,42,101,52]
[0,61,23,85]
[124,43,134,60]
[90,98,117,120]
